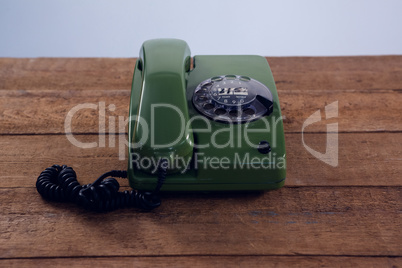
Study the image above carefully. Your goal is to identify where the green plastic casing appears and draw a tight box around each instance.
[128,39,286,191]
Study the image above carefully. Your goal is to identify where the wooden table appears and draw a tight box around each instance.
[0,57,401,267]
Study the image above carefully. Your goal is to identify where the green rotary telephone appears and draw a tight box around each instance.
[128,39,286,192]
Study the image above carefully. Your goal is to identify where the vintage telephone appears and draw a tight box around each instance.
[36,39,286,211]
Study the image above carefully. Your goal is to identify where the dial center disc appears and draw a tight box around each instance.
[192,75,274,123]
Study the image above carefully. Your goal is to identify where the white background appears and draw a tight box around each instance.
[1,0,401,57]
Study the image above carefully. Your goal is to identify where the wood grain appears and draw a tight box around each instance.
[0,57,401,266]
[1,187,400,258]
[0,58,134,91]
[0,88,401,134]
[1,256,401,268]
[1,56,402,135]
[0,133,400,188]
[1,56,401,91]
[269,56,402,92]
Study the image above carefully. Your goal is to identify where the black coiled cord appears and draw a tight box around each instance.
[36,160,168,212]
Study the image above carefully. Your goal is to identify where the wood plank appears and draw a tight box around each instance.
[269,56,402,92]
[1,187,400,258]
[0,133,400,188]
[1,56,401,91]
[1,256,401,267]
[0,88,400,134]
[0,58,134,91]
[1,57,401,264]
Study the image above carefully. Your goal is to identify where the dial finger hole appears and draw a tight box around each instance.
[225,75,236,79]
[201,82,212,88]
[203,103,215,110]
[229,110,240,117]
[211,76,223,82]
[214,108,226,115]
[243,108,255,116]
[197,95,208,102]
[196,87,208,94]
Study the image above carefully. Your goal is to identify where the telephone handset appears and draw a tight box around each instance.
[36,39,286,211]
[129,39,286,192]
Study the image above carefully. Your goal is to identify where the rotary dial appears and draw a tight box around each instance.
[192,75,274,123]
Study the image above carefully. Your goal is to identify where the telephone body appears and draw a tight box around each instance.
[128,39,286,191]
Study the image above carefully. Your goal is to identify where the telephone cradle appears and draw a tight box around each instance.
[36,39,286,211]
